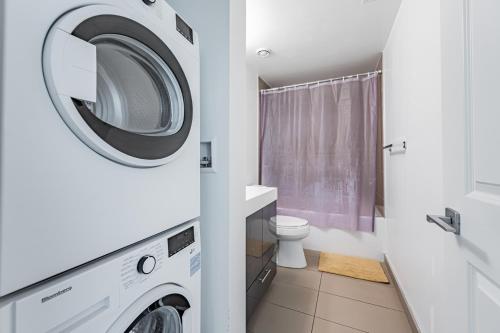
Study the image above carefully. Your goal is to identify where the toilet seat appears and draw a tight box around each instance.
[270,215,310,237]
[277,225,310,237]
[275,215,308,227]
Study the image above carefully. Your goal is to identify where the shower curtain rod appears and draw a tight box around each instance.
[262,69,382,92]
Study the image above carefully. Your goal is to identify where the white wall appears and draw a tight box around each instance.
[228,0,247,332]
[383,0,444,332]
[245,64,259,185]
[165,1,246,332]
[303,218,386,261]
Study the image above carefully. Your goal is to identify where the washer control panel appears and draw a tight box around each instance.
[121,241,164,289]
[168,226,195,257]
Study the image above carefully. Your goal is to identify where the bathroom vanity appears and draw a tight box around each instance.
[245,186,278,320]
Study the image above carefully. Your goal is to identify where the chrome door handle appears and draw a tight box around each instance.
[426,208,460,235]
[259,268,272,284]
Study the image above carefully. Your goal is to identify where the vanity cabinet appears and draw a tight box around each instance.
[246,201,277,320]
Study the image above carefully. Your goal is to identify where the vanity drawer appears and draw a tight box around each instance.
[246,259,276,320]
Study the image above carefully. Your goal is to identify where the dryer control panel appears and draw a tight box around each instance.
[168,226,195,257]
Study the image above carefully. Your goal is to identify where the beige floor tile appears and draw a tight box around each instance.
[247,301,314,333]
[275,266,322,290]
[316,292,412,333]
[263,281,319,315]
[312,318,365,333]
[320,273,403,310]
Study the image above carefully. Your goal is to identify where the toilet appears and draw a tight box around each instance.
[270,215,310,268]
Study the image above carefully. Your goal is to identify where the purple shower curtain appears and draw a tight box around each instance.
[260,74,378,232]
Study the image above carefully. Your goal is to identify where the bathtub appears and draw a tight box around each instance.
[301,214,386,261]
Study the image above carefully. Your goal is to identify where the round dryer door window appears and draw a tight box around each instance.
[84,34,184,137]
[43,5,196,167]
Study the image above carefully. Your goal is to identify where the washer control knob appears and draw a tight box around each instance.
[143,0,156,5]
[137,255,156,274]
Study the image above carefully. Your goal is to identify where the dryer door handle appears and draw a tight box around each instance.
[44,29,97,103]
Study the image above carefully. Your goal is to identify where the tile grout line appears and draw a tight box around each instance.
[313,316,370,333]
[316,274,370,333]
[273,276,322,292]
[310,272,323,333]
[317,289,405,313]
[262,300,316,318]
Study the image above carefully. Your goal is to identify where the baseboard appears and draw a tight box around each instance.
[383,255,421,333]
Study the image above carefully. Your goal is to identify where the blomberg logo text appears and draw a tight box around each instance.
[41,286,72,303]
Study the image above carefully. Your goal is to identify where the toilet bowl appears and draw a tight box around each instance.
[270,215,310,268]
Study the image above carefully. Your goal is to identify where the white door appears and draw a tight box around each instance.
[437,0,500,332]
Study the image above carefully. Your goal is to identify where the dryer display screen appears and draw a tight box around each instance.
[168,227,195,257]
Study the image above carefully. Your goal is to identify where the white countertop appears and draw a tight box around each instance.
[245,185,278,217]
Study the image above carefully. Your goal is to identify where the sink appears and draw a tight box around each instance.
[245,185,277,217]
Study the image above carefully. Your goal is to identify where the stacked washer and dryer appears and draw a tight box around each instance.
[0,0,200,331]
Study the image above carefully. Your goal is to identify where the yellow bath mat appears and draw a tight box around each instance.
[318,252,389,284]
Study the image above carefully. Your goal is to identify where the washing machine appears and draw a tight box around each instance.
[0,220,201,333]
[0,0,200,296]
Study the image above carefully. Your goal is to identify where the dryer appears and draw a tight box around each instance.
[0,221,201,333]
[0,0,200,296]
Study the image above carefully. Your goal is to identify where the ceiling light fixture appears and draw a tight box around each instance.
[256,48,271,58]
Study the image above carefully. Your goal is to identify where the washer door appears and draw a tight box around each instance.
[127,306,182,333]
[126,293,191,333]
[108,286,193,333]
[43,5,193,167]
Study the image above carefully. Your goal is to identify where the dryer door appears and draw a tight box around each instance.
[43,5,194,167]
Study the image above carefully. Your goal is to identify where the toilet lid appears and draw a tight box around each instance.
[273,215,309,228]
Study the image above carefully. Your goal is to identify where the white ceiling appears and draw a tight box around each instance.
[247,0,402,87]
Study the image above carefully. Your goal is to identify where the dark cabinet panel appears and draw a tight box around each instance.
[246,259,276,320]
[246,209,263,290]
[262,201,277,267]
[246,201,277,321]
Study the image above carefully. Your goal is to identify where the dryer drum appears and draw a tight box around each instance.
[71,15,193,160]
